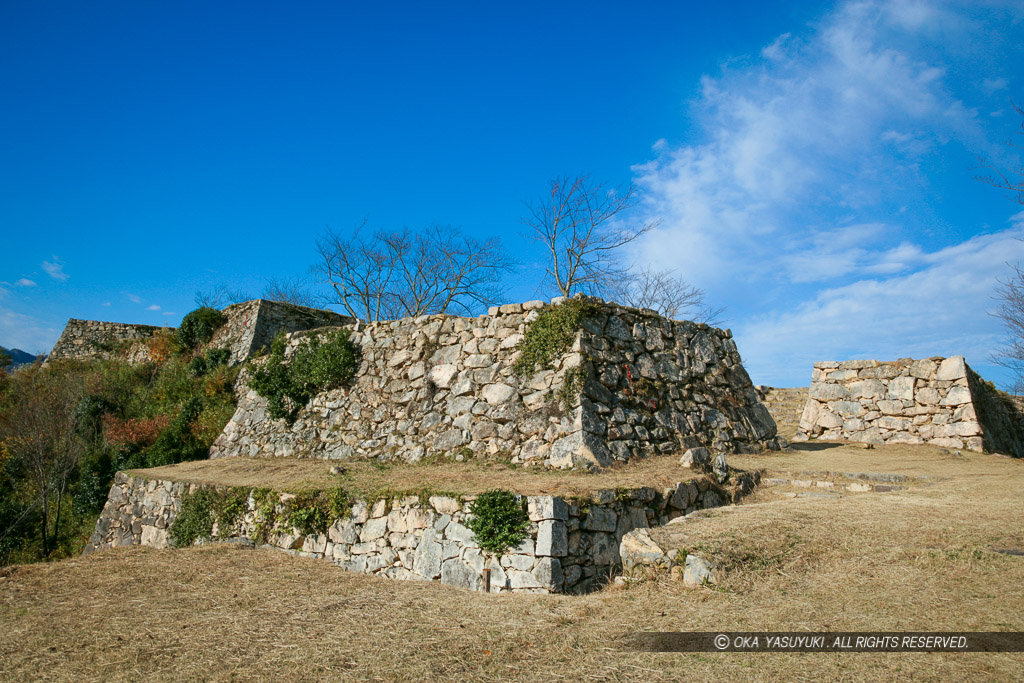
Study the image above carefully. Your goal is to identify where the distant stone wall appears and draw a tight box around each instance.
[84,469,759,594]
[209,299,356,365]
[211,298,780,469]
[795,356,1024,456]
[47,319,170,362]
[48,301,355,367]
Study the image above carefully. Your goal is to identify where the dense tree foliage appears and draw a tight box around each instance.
[0,344,239,565]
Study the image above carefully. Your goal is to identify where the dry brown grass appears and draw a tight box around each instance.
[137,451,733,499]
[2,443,1023,681]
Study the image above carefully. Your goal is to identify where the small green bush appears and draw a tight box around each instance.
[250,330,360,421]
[188,347,231,377]
[142,396,205,467]
[176,307,227,351]
[466,489,530,556]
[169,488,217,547]
[512,299,596,378]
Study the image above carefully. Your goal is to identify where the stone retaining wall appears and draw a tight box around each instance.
[47,319,170,362]
[84,469,759,593]
[795,356,1024,456]
[211,298,780,469]
[209,299,356,365]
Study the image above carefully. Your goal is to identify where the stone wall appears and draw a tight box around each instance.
[47,300,355,366]
[47,319,170,362]
[795,356,1024,456]
[209,299,356,365]
[84,469,759,594]
[210,298,780,469]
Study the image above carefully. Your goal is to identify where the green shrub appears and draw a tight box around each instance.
[142,396,205,467]
[176,307,227,351]
[250,330,360,421]
[187,347,231,377]
[169,488,217,547]
[512,299,596,378]
[465,489,530,556]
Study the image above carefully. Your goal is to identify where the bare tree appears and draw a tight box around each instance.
[976,102,1024,205]
[993,264,1024,393]
[261,277,318,308]
[611,266,723,324]
[315,223,511,321]
[524,175,660,297]
[194,285,250,309]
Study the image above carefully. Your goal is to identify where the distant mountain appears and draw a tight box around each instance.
[0,347,43,367]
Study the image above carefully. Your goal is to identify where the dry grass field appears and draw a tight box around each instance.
[2,442,1023,681]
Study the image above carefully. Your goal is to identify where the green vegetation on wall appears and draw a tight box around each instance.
[512,299,596,378]
[465,489,530,556]
[176,307,227,351]
[250,330,361,421]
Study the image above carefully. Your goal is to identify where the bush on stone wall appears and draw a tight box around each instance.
[512,299,596,378]
[465,489,530,556]
[176,307,227,351]
[250,330,361,421]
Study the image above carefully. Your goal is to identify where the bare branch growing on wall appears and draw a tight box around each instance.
[524,175,660,297]
[314,223,512,321]
[611,266,723,324]
[260,277,319,308]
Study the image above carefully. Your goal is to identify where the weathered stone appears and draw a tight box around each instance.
[441,559,481,590]
[481,383,516,405]
[536,520,568,557]
[679,447,711,469]
[619,528,667,572]
[683,554,717,586]
[527,496,568,521]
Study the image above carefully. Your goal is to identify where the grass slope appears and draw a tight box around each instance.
[1,443,1023,681]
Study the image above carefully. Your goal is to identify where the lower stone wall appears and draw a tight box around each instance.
[84,469,759,593]
[966,368,1024,458]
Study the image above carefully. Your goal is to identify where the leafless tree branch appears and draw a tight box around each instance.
[524,175,661,297]
[975,101,1024,205]
[314,223,512,321]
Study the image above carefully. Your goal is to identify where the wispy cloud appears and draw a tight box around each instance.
[630,0,1024,385]
[147,304,161,311]
[0,305,60,355]
[14,278,36,287]
[42,257,69,281]
[101,302,111,307]
[126,294,142,304]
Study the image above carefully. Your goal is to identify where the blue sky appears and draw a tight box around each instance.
[2,0,1023,388]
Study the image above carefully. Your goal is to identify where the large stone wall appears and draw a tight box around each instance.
[210,299,356,365]
[211,298,780,469]
[47,319,170,362]
[84,469,759,594]
[795,356,1024,456]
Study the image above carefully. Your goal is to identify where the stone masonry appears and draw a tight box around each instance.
[47,300,355,366]
[209,299,356,365]
[211,297,781,469]
[47,319,170,363]
[795,356,1024,456]
[84,468,759,594]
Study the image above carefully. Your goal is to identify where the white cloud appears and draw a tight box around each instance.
[162,311,176,316]
[101,302,111,307]
[0,305,60,355]
[126,294,142,304]
[629,0,1023,387]
[14,278,36,287]
[42,257,69,282]
[147,304,161,311]
[737,223,1024,385]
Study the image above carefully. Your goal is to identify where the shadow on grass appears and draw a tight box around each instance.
[787,441,847,452]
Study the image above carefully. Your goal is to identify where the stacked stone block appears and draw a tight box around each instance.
[210,298,780,469]
[795,356,1024,456]
[84,469,759,593]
